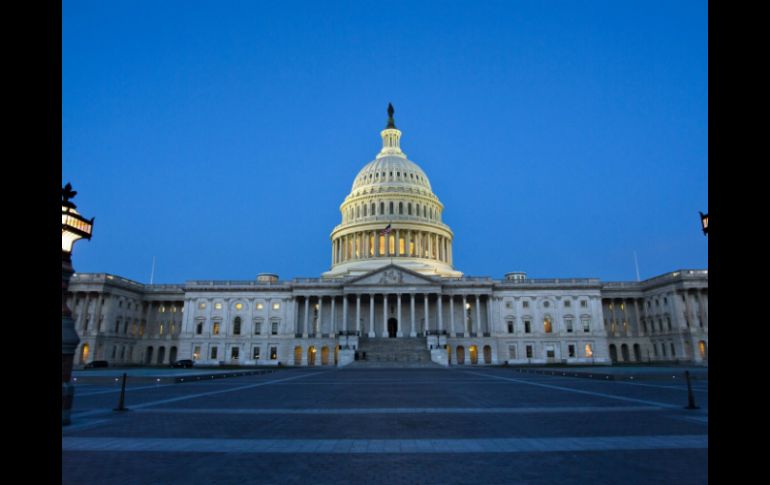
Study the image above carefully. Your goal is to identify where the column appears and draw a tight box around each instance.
[369,294,376,337]
[396,229,401,256]
[397,294,403,337]
[424,293,429,335]
[317,296,323,336]
[485,295,492,336]
[303,297,309,338]
[343,295,348,334]
[462,295,467,335]
[438,294,444,334]
[475,295,482,336]
[410,293,416,337]
[92,294,104,337]
[356,294,361,335]
[450,296,455,337]
[331,296,336,336]
[633,299,642,336]
[382,294,388,337]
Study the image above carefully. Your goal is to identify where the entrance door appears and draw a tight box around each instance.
[388,318,398,338]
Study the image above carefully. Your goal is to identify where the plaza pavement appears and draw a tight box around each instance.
[62,366,708,484]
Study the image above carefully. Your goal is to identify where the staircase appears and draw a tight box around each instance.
[349,337,440,368]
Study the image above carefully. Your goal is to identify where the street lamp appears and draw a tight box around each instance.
[61,183,94,425]
[699,211,708,236]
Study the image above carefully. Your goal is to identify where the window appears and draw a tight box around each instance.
[671,343,676,357]
[254,321,262,335]
[507,321,514,333]
[564,300,571,308]
[524,320,531,333]
[253,347,261,360]
[198,302,206,310]
[568,345,576,358]
[211,346,218,359]
[271,322,279,335]
[215,303,222,310]
[257,303,264,310]
[213,322,220,335]
[523,301,529,309]
[235,303,243,311]
[196,322,203,335]
[270,346,278,360]
[565,318,574,333]
[584,343,593,358]
[543,301,550,308]
[231,347,240,360]
[581,300,588,308]
[505,301,513,309]
[526,345,533,358]
[159,323,164,335]
[509,346,517,359]
[273,303,281,311]
[582,318,590,332]
[233,317,242,335]
[543,317,553,333]
[160,306,166,313]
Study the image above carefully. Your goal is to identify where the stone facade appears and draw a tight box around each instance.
[67,108,708,367]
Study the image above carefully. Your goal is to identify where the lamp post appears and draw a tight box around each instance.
[699,211,708,236]
[62,183,94,425]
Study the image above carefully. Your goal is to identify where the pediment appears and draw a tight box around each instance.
[347,264,438,286]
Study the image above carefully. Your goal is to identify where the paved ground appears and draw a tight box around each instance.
[63,366,708,484]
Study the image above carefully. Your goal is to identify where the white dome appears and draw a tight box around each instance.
[351,156,433,193]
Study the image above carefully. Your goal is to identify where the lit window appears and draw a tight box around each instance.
[272,303,280,310]
[193,346,201,360]
[543,317,552,333]
[270,346,278,360]
[159,323,164,335]
[215,303,222,310]
[172,307,177,313]
[213,322,220,335]
[235,303,243,311]
[160,306,166,313]
[199,302,206,310]
[257,303,264,310]
[584,344,593,358]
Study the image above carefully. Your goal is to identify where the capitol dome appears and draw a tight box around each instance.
[323,105,462,278]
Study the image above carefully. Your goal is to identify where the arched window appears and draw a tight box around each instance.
[416,205,421,217]
[389,202,394,214]
[380,202,385,214]
[371,203,376,215]
[399,202,403,214]
[363,204,367,217]
[408,203,412,215]
[233,316,242,335]
[356,206,360,219]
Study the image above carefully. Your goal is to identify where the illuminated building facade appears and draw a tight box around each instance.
[67,107,708,368]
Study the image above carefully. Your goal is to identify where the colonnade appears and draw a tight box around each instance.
[293,293,491,338]
[332,230,452,265]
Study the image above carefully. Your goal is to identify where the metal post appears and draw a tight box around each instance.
[685,371,699,409]
[114,373,130,412]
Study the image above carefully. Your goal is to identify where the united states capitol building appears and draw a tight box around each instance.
[67,106,708,368]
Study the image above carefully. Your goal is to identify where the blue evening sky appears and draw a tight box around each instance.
[62,0,708,284]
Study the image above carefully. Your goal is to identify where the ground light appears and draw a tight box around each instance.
[62,183,94,425]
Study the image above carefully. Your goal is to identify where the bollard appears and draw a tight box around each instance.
[685,371,699,409]
[113,373,130,412]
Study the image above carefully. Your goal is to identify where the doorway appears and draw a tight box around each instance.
[388,318,398,338]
